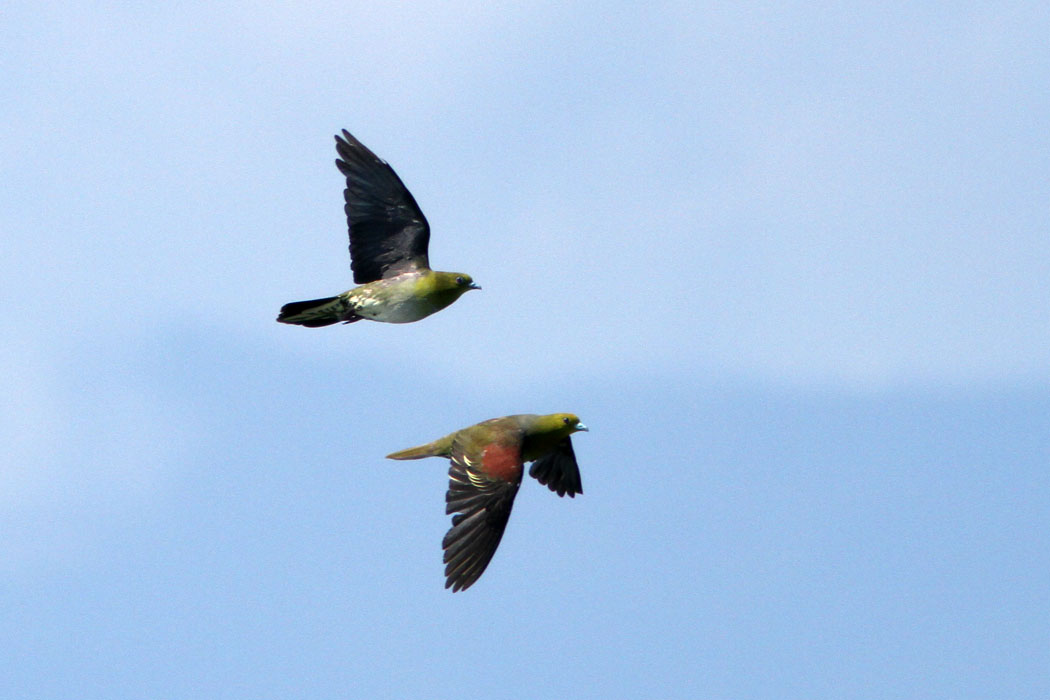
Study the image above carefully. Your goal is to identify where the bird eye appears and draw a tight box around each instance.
[456,276,465,285]
[563,417,571,425]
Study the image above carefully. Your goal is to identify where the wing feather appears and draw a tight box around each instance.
[527,437,583,497]
[441,436,522,592]
[334,130,431,283]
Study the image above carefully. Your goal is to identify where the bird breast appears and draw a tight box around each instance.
[348,275,438,323]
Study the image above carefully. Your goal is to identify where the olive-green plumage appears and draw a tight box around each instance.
[387,413,588,592]
[277,130,479,327]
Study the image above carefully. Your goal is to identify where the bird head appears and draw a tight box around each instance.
[443,272,480,292]
[533,413,588,438]
[518,413,588,461]
[422,271,481,310]
[459,275,480,291]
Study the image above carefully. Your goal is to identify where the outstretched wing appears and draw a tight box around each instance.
[334,130,431,283]
[528,437,583,497]
[442,434,524,592]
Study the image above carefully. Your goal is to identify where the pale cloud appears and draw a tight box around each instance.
[0,332,189,572]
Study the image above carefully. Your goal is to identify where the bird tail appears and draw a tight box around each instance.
[386,435,454,460]
[277,295,358,327]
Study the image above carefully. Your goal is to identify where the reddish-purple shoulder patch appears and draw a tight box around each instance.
[481,443,523,482]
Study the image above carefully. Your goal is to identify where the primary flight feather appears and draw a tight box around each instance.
[277,130,479,327]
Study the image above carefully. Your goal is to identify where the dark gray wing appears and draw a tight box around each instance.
[442,440,523,592]
[528,437,583,497]
[334,130,430,283]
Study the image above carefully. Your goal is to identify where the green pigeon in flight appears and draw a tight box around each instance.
[278,130,479,327]
[387,413,588,592]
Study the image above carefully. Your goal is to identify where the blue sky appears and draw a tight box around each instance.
[2,2,1049,698]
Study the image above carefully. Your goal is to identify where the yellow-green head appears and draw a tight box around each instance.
[427,271,480,292]
[520,413,587,460]
[419,271,479,310]
[531,413,588,437]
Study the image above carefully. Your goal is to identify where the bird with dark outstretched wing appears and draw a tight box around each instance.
[387,413,588,592]
[278,130,479,327]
